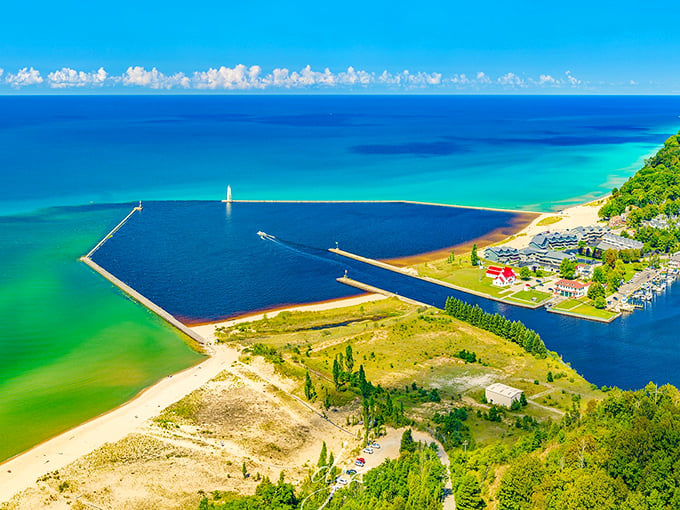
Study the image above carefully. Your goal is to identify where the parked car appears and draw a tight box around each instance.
[335,477,348,486]
[370,442,381,449]
[355,458,365,466]
[363,447,374,454]
[346,469,357,475]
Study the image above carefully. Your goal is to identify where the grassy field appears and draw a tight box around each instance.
[552,297,617,320]
[536,216,563,227]
[415,258,554,307]
[216,298,603,429]
[506,289,552,304]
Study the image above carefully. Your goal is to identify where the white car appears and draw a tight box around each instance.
[335,477,349,486]
[363,447,374,454]
[370,442,381,449]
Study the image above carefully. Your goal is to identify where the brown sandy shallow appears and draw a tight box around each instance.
[183,293,380,327]
[382,211,540,267]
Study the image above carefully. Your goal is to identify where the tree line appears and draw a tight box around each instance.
[444,297,547,357]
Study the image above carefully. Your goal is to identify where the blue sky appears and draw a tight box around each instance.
[1,0,679,93]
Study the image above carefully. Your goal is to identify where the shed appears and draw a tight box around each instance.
[485,383,523,408]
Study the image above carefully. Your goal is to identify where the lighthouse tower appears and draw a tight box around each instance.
[226,185,233,203]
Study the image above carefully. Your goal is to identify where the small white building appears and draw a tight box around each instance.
[485,266,517,287]
[485,383,523,408]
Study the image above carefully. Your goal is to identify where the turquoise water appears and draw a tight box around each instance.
[1,95,679,215]
[0,205,203,462]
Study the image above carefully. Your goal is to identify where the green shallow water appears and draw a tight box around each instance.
[0,204,203,462]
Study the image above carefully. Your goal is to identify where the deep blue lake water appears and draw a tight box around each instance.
[95,200,680,390]
[93,200,522,321]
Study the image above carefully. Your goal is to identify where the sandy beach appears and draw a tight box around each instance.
[0,292,387,504]
[500,198,605,249]
[384,211,540,267]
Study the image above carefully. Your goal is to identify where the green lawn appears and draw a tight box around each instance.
[508,289,552,304]
[553,299,581,311]
[552,298,617,320]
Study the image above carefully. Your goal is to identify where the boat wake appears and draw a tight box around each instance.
[256,231,346,268]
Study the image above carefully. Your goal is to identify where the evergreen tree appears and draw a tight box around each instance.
[471,244,479,266]
[345,345,354,372]
[456,474,486,510]
[317,441,327,467]
[304,371,316,401]
[332,358,341,388]
[400,428,416,453]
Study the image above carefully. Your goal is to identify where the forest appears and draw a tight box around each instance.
[599,132,680,220]
[491,383,680,509]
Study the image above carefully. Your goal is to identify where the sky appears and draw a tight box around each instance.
[1,0,679,93]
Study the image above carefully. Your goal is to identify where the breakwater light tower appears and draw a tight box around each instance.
[226,185,233,203]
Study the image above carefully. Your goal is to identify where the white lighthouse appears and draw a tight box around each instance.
[226,185,233,203]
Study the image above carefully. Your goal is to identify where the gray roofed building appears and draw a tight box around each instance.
[485,383,523,408]
[518,246,574,270]
[529,231,579,250]
[596,233,643,252]
[572,225,609,244]
[484,246,520,265]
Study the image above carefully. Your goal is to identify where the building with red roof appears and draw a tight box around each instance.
[555,278,590,298]
[485,266,516,287]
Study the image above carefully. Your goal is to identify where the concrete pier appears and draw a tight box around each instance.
[220,199,538,215]
[86,204,142,259]
[80,256,207,346]
[330,248,543,310]
[336,277,427,307]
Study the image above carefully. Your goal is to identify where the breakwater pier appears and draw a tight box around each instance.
[80,204,207,347]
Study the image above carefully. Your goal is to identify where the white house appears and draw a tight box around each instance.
[485,266,517,287]
[555,279,590,298]
[485,383,524,408]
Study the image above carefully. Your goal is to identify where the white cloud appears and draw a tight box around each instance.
[0,65,593,91]
[538,74,557,85]
[5,67,43,88]
[192,64,263,89]
[47,67,108,88]
[336,66,372,85]
[475,72,491,84]
[497,72,524,87]
[565,70,581,86]
[123,66,189,89]
[448,74,471,86]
